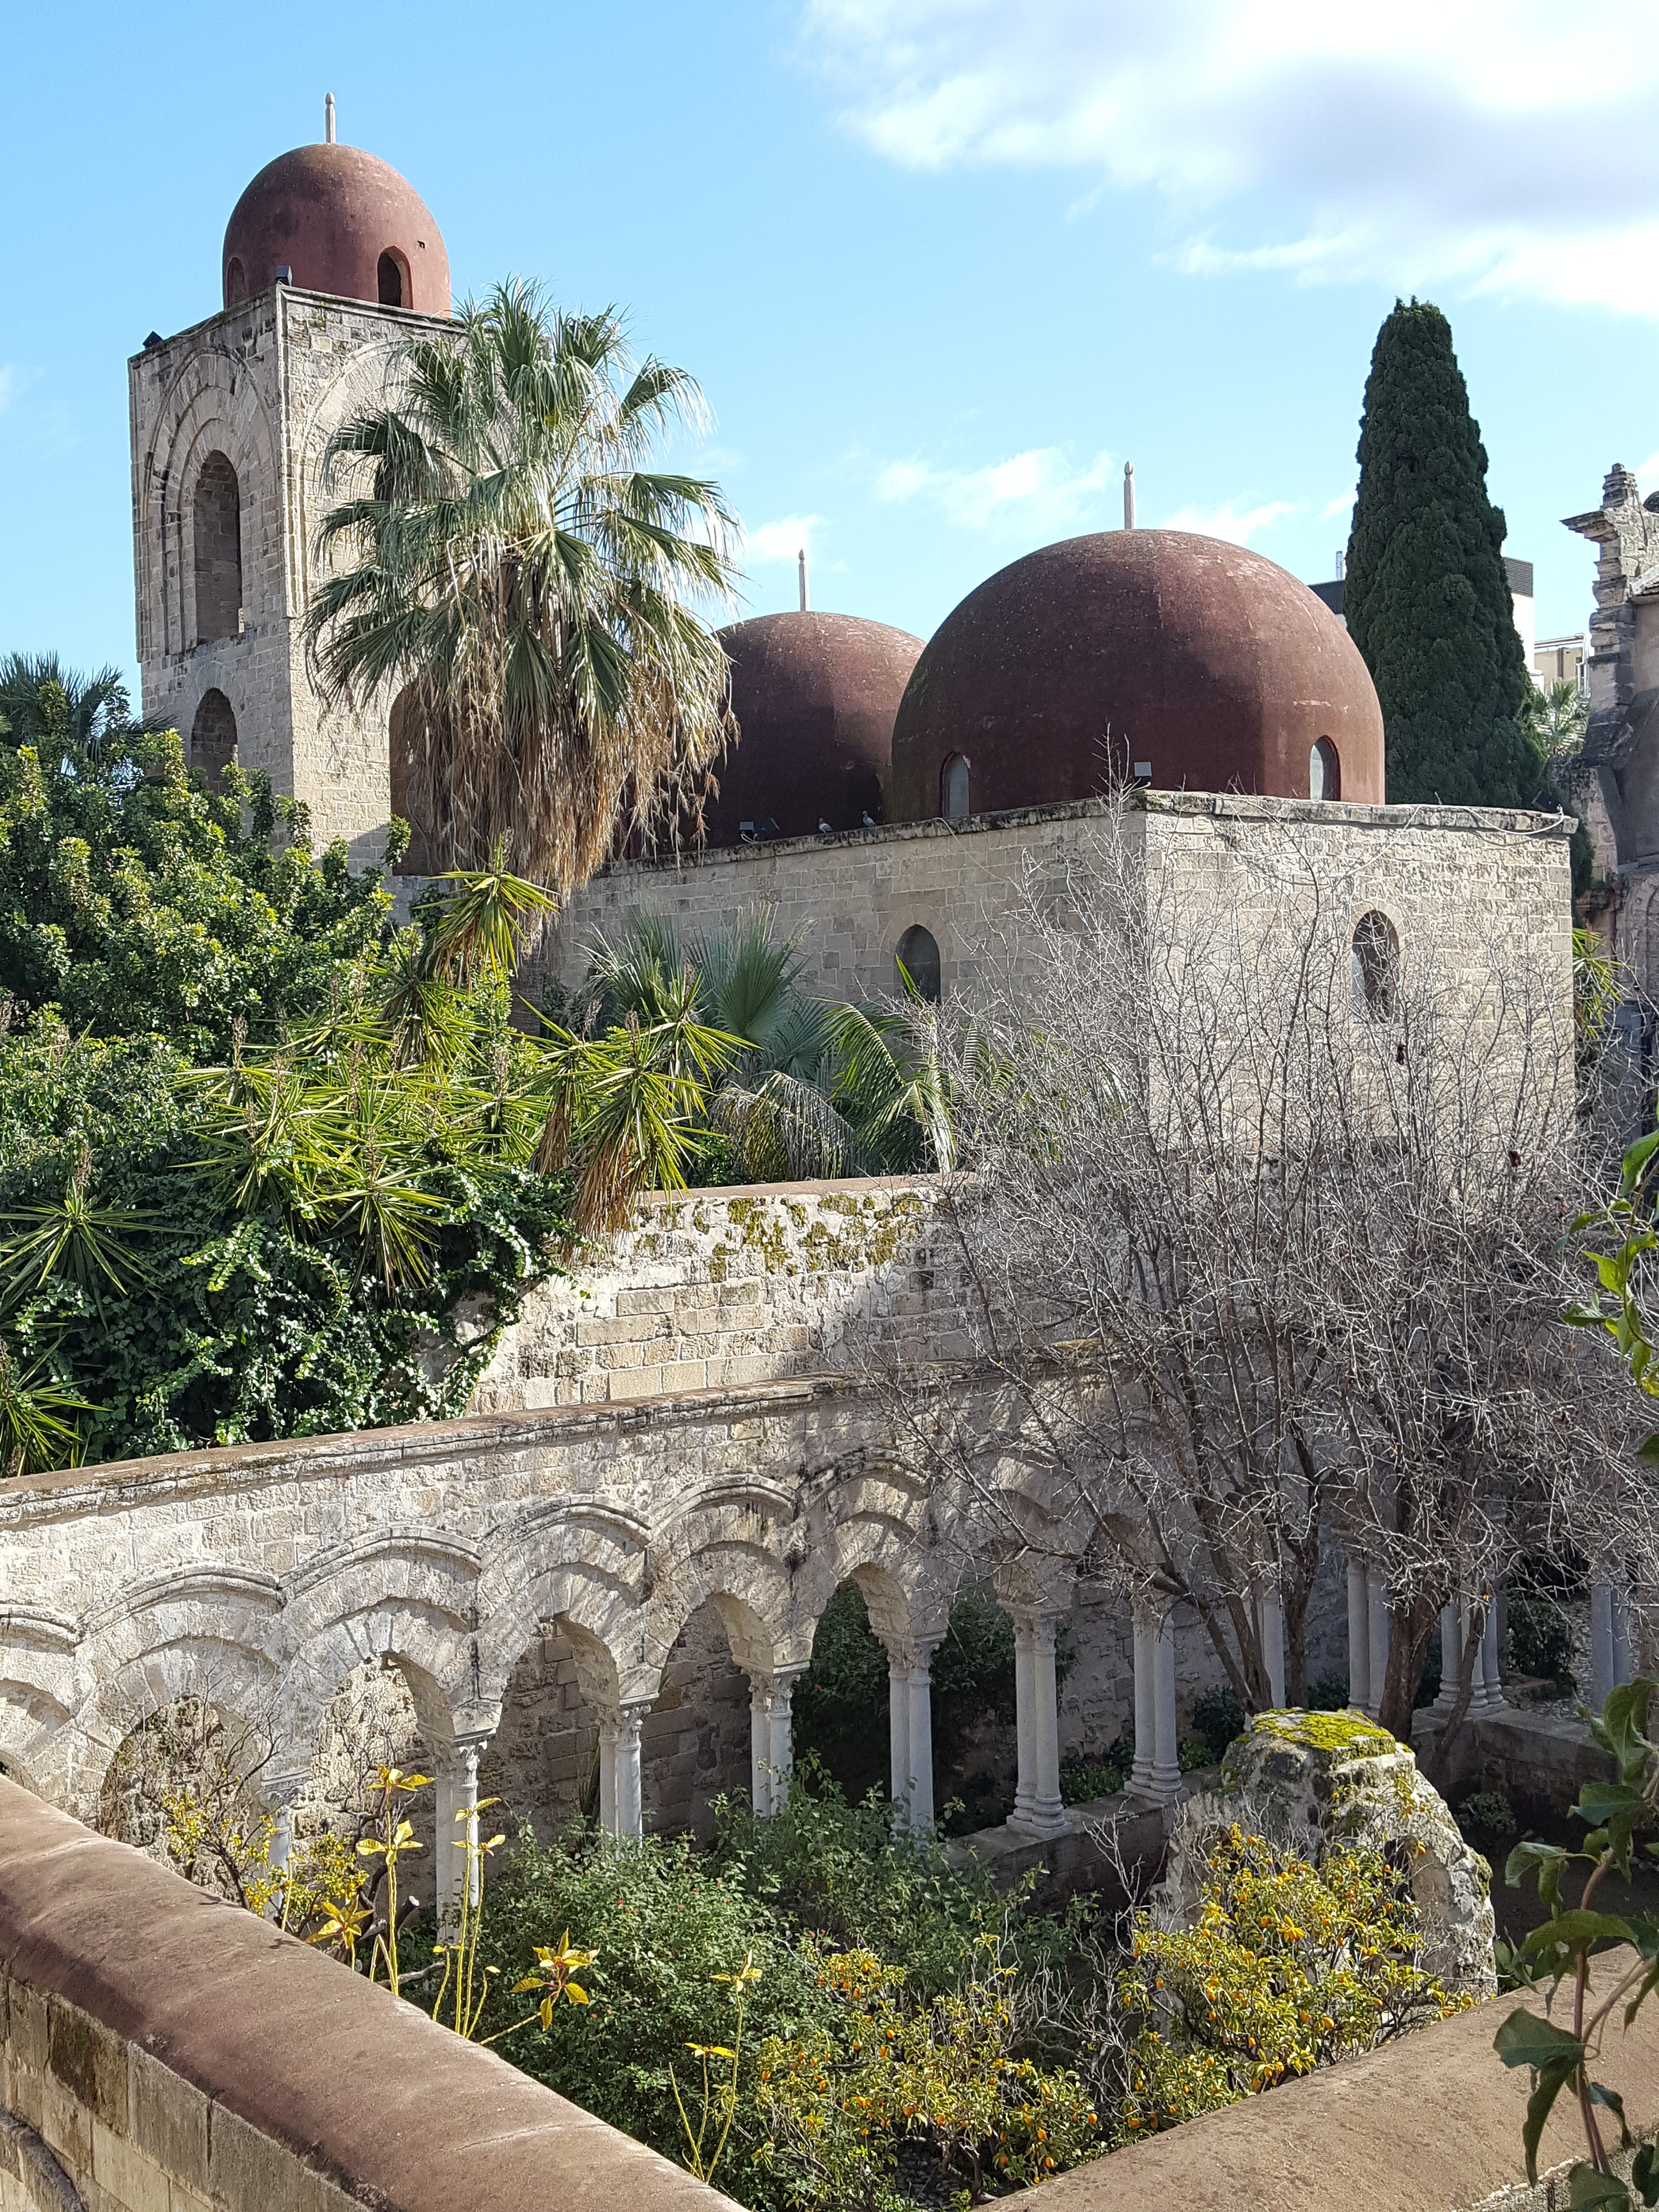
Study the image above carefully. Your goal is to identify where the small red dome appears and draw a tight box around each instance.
[222,143,450,315]
[889,531,1385,818]
[706,612,924,845]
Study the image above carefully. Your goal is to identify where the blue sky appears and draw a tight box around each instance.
[3,0,1657,693]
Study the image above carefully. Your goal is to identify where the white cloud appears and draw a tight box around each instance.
[1321,493,1355,520]
[876,445,1114,531]
[741,513,825,564]
[1157,499,1300,547]
[1637,453,1659,494]
[0,366,22,414]
[804,1,1659,315]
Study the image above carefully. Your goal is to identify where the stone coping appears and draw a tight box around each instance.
[0,1371,864,1521]
[997,1945,1659,2211]
[0,1778,738,2212]
[130,283,452,366]
[572,790,1572,887]
[633,1172,943,1205]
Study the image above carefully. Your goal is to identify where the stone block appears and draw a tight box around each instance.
[49,2004,128,2134]
[93,2115,171,2212]
[129,2050,209,2197]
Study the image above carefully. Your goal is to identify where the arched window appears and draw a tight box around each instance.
[389,684,441,874]
[940,753,971,821]
[191,690,237,786]
[224,256,247,305]
[896,924,942,1003]
[378,250,409,308]
[193,452,242,644]
[1353,909,1400,1020]
[1309,736,1341,801]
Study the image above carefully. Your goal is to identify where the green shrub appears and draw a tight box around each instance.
[1457,1789,1517,1856]
[1060,1747,1131,1806]
[1307,1672,1352,1712]
[1191,1685,1244,1761]
[789,1583,890,1804]
[1505,1592,1575,1691]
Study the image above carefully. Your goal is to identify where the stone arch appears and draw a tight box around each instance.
[191,688,238,783]
[138,358,278,662]
[193,450,243,643]
[0,1682,73,1804]
[896,923,942,1003]
[378,248,411,308]
[1353,907,1401,1021]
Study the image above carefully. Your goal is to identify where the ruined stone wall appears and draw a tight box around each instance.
[129,286,443,867]
[476,1177,950,1410]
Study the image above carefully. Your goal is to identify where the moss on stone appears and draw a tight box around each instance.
[1251,1708,1396,1757]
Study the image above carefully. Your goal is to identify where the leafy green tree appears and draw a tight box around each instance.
[1344,300,1545,808]
[0,668,394,1057]
[306,279,738,899]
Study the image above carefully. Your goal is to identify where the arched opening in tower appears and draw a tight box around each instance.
[378,250,409,308]
[191,689,238,787]
[193,452,242,643]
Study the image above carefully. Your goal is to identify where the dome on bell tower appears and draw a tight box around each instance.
[222,137,450,315]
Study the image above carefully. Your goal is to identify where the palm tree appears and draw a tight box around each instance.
[0,655,135,759]
[305,280,738,902]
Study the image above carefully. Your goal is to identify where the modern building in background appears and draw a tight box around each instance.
[1310,556,1536,675]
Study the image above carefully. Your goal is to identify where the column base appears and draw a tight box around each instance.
[1007,1800,1070,1841]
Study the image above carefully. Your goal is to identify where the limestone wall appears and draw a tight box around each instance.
[540,792,1573,1024]
[475,1177,951,1410]
[130,286,440,866]
[0,1778,735,2212]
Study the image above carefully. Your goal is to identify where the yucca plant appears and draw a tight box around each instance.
[0,1338,95,1476]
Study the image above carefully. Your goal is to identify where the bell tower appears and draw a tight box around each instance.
[128,111,450,866]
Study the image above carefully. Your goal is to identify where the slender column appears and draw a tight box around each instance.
[770,1667,806,1812]
[1591,1582,1616,1710]
[750,1678,778,1816]
[1009,1611,1066,1838]
[1434,1602,1461,1713]
[597,1715,619,1833]
[1365,1573,1390,1723]
[1130,1605,1157,1794]
[904,1641,939,1832]
[611,1703,647,1841]
[1612,1586,1633,1690]
[1346,1559,1370,1712]
[888,1649,914,1813]
[435,1742,482,1930]
[1150,1605,1181,1806]
[1477,1595,1505,1714]
[1255,1588,1286,1710]
[264,1767,308,1913]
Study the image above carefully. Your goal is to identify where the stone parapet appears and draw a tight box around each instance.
[0,1777,737,2212]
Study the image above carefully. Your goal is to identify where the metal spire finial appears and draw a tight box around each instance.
[798,548,809,613]
[1123,461,1136,531]
[325,93,336,144]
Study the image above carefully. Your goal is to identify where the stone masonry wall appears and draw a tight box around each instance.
[475,1177,951,1410]
[130,286,446,867]
[540,792,1573,1024]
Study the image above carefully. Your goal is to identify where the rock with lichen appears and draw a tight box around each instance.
[1155,1708,1497,2002]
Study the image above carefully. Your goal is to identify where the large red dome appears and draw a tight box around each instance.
[705,612,923,845]
[889,531,1384,819]
[222,143,450,316]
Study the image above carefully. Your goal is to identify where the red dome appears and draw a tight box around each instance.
[889,531,1385,819]
[222,143,450,315]
[705,612,924,845]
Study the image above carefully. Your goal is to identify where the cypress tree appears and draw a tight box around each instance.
[1344,300,1544,808]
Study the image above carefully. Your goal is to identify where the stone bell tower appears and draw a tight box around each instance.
[128,107,451,866]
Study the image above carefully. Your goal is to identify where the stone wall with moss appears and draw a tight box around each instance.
[475,1176,953,1410]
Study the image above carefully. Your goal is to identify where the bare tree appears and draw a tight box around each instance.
[863,803,1645,1754]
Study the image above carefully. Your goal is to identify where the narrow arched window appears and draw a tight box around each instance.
[896,924,942,1003]
[378,250,409,308]
[389,683,443,874]
[191,690,237,786]
[1309,736,1341,801]
[1353,909,1399,1020]
[941,753,970,820]
[224,256,247,305]
[193,452,242,643]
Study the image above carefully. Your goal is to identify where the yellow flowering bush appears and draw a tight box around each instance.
[1115,1824,1471,2137]
[754,1939,1100,2208]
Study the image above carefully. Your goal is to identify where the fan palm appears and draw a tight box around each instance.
[0,653,135,759]
[305,280,738,901]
